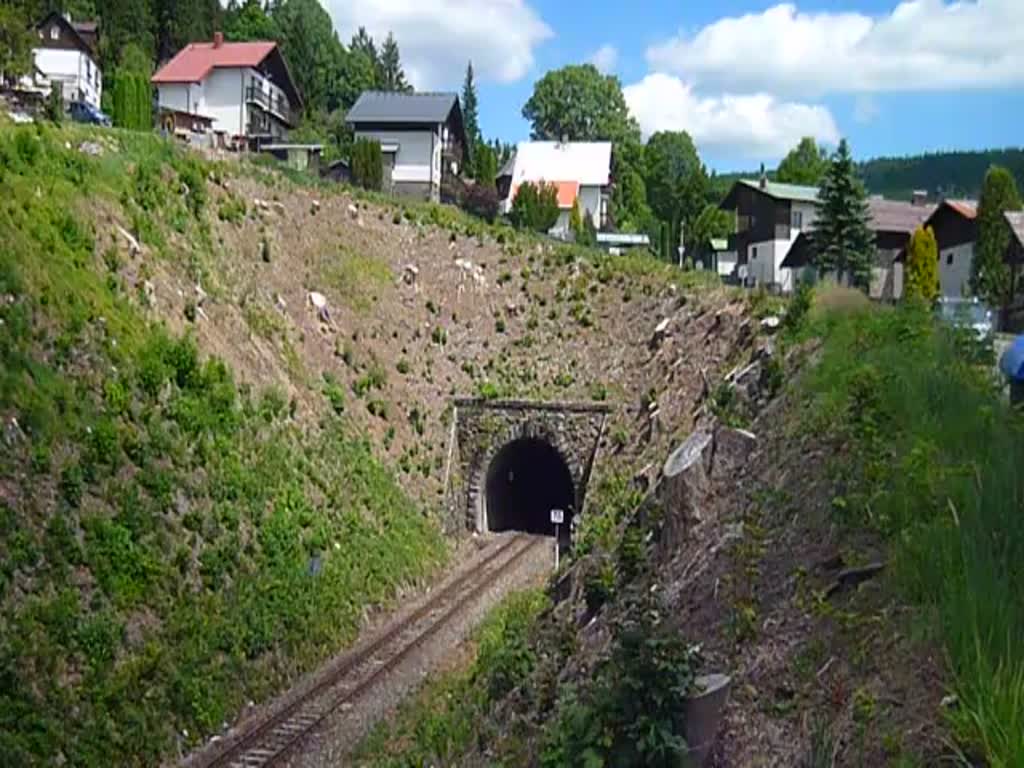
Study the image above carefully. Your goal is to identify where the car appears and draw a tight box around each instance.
[936,297,994,340]
[68,100,112,127]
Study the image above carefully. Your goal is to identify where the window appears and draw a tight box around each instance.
[946,252,954,265]
[791,210,803,230]
[86,60,92,81]
[751,246,758,261]
[50,25,60,40]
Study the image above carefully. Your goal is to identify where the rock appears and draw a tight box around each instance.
[4,417,24,446]
[760,315,781,332]
[650,317,672,349]
[711,425,757,481]
[116,225,141,257]
[402,264,419,286]
[347,203,359,219]
[194,283,208,306]
[658,430,714,552]
[78,141,103,156]
[310,199,321,215]
[142,279,156,305]
[308,291,331,323]
[275,294,287,312]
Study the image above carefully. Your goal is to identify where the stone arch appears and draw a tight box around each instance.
[467,418,579,534]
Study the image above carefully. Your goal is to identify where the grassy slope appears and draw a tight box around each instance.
[0,123,444,766]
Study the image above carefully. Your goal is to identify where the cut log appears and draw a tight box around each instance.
[658,430,714,554]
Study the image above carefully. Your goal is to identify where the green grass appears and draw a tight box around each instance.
[799,300,1024,765]
[0,123,446,767]
[354,588,548,767]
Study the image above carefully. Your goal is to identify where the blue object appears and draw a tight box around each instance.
[69,100,112,127]
[1000,336,1024,381]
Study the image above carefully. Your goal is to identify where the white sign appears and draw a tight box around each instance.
[550,509,564,525]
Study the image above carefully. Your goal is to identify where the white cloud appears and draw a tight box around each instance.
[588,44,618,74]
[623,73,840,159]
[646,0,1024,96]
[324,0,553,89]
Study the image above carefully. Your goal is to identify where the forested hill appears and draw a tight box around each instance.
[719,147,1024,201]
[859,148,1024,200]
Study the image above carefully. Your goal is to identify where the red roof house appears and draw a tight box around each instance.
[152,33,301,142]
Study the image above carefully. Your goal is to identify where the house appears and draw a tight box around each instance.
[781,196,935,299]
[718,177,819,291]
[152,33,301,146]
[496,142,612,236]
[692,238,736,278]
[259,143,322,173]
[346,91,467,202]
[921,200,978,298]
[21,12,102,108]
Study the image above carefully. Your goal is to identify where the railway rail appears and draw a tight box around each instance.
[194,533,541,768]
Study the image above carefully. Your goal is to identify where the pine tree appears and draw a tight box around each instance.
[972,165,1022,313]
[904,225,939,303]
[461,61,481,177]
[474,144,497,189]
[812,139,875,290]
[378,32,411,92]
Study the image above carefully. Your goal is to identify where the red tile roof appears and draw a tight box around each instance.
[510,180,580,210]
[945,199,978,220]
[152,41,277,84]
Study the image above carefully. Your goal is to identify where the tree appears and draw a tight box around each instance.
[610,141,653,233]
[776,137,829,186]
[643,130,708,259]
[812,139,875,290]
[46,82,64,122]
[350,26,379,81]
[272,0,346,113]
[569,196,584,241]
[461,61,480,176]
[904,225,939,303]
[510,181,559,232]
[378,32,411,93]
[474,143,497,189]
[522,64,639,144]
[972,165,1022,313]
[689,203,733,250]
[224,0,276,42]
[0,5,35,80]
[461,184,499,223]
[351,138,383,191]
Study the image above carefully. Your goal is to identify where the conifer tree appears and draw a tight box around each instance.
[904,225,939,303]
[812,139,875,290]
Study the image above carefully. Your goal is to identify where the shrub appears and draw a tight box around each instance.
[461,182,499,222]
[510,181,560,232]
[351,138,384,191]
[46,84,64,123]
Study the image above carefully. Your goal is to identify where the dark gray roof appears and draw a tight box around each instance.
[346,91,458,124]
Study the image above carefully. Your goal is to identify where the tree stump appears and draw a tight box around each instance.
[658,429,713,555]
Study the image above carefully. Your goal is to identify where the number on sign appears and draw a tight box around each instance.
[550,509,564,525]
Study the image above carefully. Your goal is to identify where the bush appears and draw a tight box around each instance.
[461,183,499,222]
[46,85,63,123]
[510,181,560,232]
[351,138,384,191]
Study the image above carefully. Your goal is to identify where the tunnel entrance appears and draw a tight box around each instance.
[484,437,575,538]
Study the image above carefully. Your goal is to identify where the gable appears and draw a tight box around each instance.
[35,13,97,59]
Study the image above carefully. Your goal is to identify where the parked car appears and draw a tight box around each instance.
[69,100,112,127]
[936,297,993,340]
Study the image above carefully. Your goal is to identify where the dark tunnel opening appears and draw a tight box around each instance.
[485,438,575,540]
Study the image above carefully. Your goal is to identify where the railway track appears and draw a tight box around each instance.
[195,533,541,768]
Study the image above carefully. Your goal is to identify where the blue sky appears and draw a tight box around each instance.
[327,1,1024,172]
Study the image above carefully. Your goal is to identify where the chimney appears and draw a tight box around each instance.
[911,189,928,206]
[213,31,224,48]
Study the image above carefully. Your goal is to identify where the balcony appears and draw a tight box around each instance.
[245,85,296,128]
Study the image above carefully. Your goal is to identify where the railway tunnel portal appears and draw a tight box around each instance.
[447,398,612,541]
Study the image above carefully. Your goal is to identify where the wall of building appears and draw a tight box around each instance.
[157,83,198,114]
[747,237,796,292]
[33,48,101,107]
[201,67,247,136]
[355,127,439,187]
[940,242,974,298]
[716,252,738,277]
[578,186,602,228]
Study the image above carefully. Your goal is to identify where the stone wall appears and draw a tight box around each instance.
[447,398,611,533]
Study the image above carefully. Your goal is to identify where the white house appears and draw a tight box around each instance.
[496,142,612,236]
[719,178,819,291]
[21,12,102,108]
[346,91,467,202]
[152,34,301,144]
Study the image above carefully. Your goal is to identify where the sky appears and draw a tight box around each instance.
[321,0,1024,172]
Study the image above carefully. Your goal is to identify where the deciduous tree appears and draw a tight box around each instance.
[510,181,559,232]
[643,130,708,258]
[972,165,1022,314]
[522,64,639,144]
[812,139,875,290]
[0,5,36,79]
[776,137,829,186]
[224,0,276,42]
[904,225,939,303]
